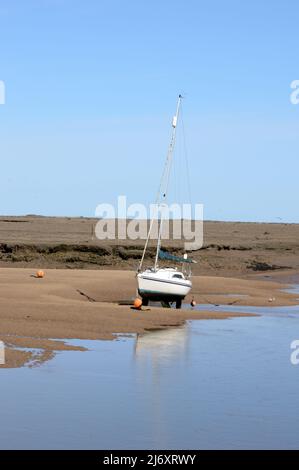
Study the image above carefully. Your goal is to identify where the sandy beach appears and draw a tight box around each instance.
[0,267,298,368]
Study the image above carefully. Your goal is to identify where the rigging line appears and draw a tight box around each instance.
[139,96,182,272]
[137,122,172,272]
[138,130,174,272]
[153,99,181,270]
[172,136,178,204]
[177,121,184,203]
[180,104,192,206]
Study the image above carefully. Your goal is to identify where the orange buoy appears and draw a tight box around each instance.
[36,270,45,278]
[134,298,142,309]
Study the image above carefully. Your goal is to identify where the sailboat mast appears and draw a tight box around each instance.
[153,94,182,271]
[159,94,182,203]
[137,95,183,273]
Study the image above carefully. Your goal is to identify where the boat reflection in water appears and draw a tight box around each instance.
[133,326,191,445]
[134,325,190,368]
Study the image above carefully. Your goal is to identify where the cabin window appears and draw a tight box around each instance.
[172,274,183,279]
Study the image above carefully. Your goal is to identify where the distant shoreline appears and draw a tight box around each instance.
[1,214,299,225]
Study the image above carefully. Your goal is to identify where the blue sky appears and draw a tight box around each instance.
[0,0,298,222]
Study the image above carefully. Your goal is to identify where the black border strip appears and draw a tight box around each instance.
[0,450,298,464]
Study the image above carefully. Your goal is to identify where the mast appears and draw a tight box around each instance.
[138,95,183,273]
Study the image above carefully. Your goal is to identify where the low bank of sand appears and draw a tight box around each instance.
[1,216,299,276]
[0,268,297,368]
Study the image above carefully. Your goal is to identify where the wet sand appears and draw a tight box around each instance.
[0,267,297,368]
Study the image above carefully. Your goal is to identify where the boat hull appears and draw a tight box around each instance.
[137,271,191,301]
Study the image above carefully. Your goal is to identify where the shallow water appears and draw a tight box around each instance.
[283,285,299,296]
[187,303,299,317]
[1,298,299,449]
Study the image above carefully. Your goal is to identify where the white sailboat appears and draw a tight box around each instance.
[136,95,195,309]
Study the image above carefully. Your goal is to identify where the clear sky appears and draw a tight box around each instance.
[0,0,298,222]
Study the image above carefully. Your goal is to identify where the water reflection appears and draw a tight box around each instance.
[134,327,189,363]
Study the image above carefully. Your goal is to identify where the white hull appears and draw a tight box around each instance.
[137,268,191,300]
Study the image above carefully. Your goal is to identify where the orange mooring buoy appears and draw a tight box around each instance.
[134,298,142,309]
[36,270,45,278]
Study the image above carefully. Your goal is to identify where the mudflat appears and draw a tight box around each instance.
[0,267,297,368]
[0,216,299,276]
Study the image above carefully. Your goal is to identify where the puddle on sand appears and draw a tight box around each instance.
[0,299,299,449]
